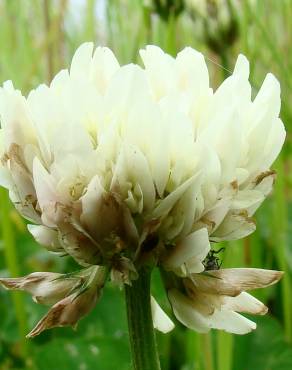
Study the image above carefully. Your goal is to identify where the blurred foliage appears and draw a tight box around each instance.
[0,0,292,369]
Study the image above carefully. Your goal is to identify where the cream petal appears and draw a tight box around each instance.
[252,73,281,121]
[262,117,286,170]
[231,190,264,210]
[151,296,175,334]
[200,199,230,234]
[123,144,155,212]
[111,143,155,213]
[210,210,256,242]
[0,166,13,189]
[246,171,276,215]
[32,157,58,212]
[161,177,204,240]
[50,69,70,89]
[70,42,94,80]
[175,47,209,93]
[27,224,63,252]
[223,292,268,315]
[185,279,268,316]
[125,100,170,197]
[192,268,283,296]
[208,309,256,334]
[233,54,250,80]
[90,47,120,94]
[245,74,283,175]
[168,289,209,333]
[198,106,242,185]
[163,228,210,274]
[152,172,201,220]
[0,82,36,149]
[105,64,150,118]
[236,168,249,185]
[139,45,175,99]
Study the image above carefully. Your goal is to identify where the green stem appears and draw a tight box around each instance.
[125,268,161,370]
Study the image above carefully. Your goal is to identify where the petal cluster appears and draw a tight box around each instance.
[0,266,106,337]
[169,268,283,334]
[0,43,285,336]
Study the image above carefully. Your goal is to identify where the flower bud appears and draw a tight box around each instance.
[186,0,240,53]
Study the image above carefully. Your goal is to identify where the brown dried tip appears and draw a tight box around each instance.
[0,272,81,306]
[192,268,284,297]
[27,288,99,338]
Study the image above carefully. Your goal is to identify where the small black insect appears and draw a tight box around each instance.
[203,247,225,271]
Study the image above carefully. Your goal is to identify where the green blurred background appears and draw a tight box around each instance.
[0,0,292,369]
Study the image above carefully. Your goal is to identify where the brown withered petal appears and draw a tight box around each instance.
[0,272,60,290]
[191,268,283,297]
[110,257,138,286]
[184,279,268,316]
[80,176,135,245]
[0,272,81,305]
[26,287,99,338]
[223,292,268,315]
[58,221,102,266]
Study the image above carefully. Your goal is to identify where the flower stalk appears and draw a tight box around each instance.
[125,268,161,370]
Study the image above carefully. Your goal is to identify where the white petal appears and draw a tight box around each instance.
[160,177,204,241]
[223,292,268,315]
[211,210,256,242]
[151,296,174,334]
[70,42,94,80]
[252,73,281,120]
[105,64,150,118]
[231,190,264,210]
[0,166,13,189]
[90,47,119,94]
[262,117,286,170]
[32,158,57,211]
[27,224,62,252]
[233,54,250,80]
[140,45,175,99]
[152,172,201,219]
[175,47,209,93]
[209,310,256,334]
[111,143,155,212]
[50,69,70,89]
[163,228,210,274]
[168,289,209,333]
[252,171,275,196]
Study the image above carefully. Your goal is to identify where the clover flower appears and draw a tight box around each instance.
[185,0,241,53]
[0,43,285,336]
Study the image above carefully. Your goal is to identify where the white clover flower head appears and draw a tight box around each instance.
[0,43,285,336]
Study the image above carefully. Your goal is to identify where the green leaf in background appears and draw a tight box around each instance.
[33,337,130,370]
[234,316,292,370]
